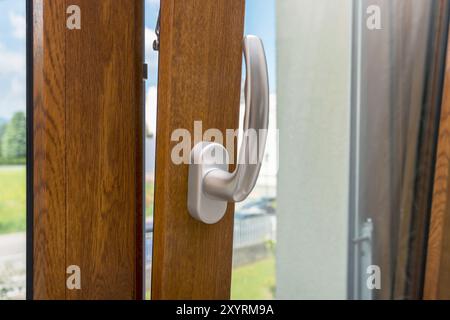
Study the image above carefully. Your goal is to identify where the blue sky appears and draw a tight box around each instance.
[0,0,26,120]
[0,0,275,121]
[244,0,276,92]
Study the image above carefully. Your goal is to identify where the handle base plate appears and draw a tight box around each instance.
[188,142,230,224]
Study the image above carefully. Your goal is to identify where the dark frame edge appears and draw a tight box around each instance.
[26,0,34,300]
[140,0,146,301]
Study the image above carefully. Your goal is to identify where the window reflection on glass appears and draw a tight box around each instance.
[0,0,26,300]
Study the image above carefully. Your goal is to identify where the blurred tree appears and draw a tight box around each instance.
[0,123,5,158]
[1,112,26,159]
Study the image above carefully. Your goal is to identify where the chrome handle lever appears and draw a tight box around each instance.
[187,35,269,224]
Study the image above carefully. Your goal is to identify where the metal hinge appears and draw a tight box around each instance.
[143,63,148,80]
[153,9,161,51]
[352,218,374,300]
[352,218,373,244]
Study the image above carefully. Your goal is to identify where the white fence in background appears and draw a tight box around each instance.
[233,215,276,249]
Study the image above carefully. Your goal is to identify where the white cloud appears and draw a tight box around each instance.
[146,0,160,5]
[10,76,24,96]
[9,12,26,39]
[145,86,158,136]
[0,42,25,75]
[0,74,26,119]
[0,41,26,119]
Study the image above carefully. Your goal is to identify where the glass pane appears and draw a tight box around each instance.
[0,0,27,300]
[144,0,160,299]
[231,0,444,300]
[231,0,277,300]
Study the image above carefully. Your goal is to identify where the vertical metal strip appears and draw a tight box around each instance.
[26,0,34,301]
[348,0,363,300]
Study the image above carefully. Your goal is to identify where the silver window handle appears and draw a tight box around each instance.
[188,35,269,224]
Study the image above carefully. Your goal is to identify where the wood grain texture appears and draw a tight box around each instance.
[33,0,67,300]
[424,22,450,300]
[33,0,144,299]
[151,0,245,299]
[393,0,449,299]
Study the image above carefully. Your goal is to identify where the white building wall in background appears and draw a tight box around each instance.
[276,0,353,299]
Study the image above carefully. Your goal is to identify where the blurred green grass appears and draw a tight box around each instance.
[145,181,154,219]
[231,256,275,300]
[0,165,26,235]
